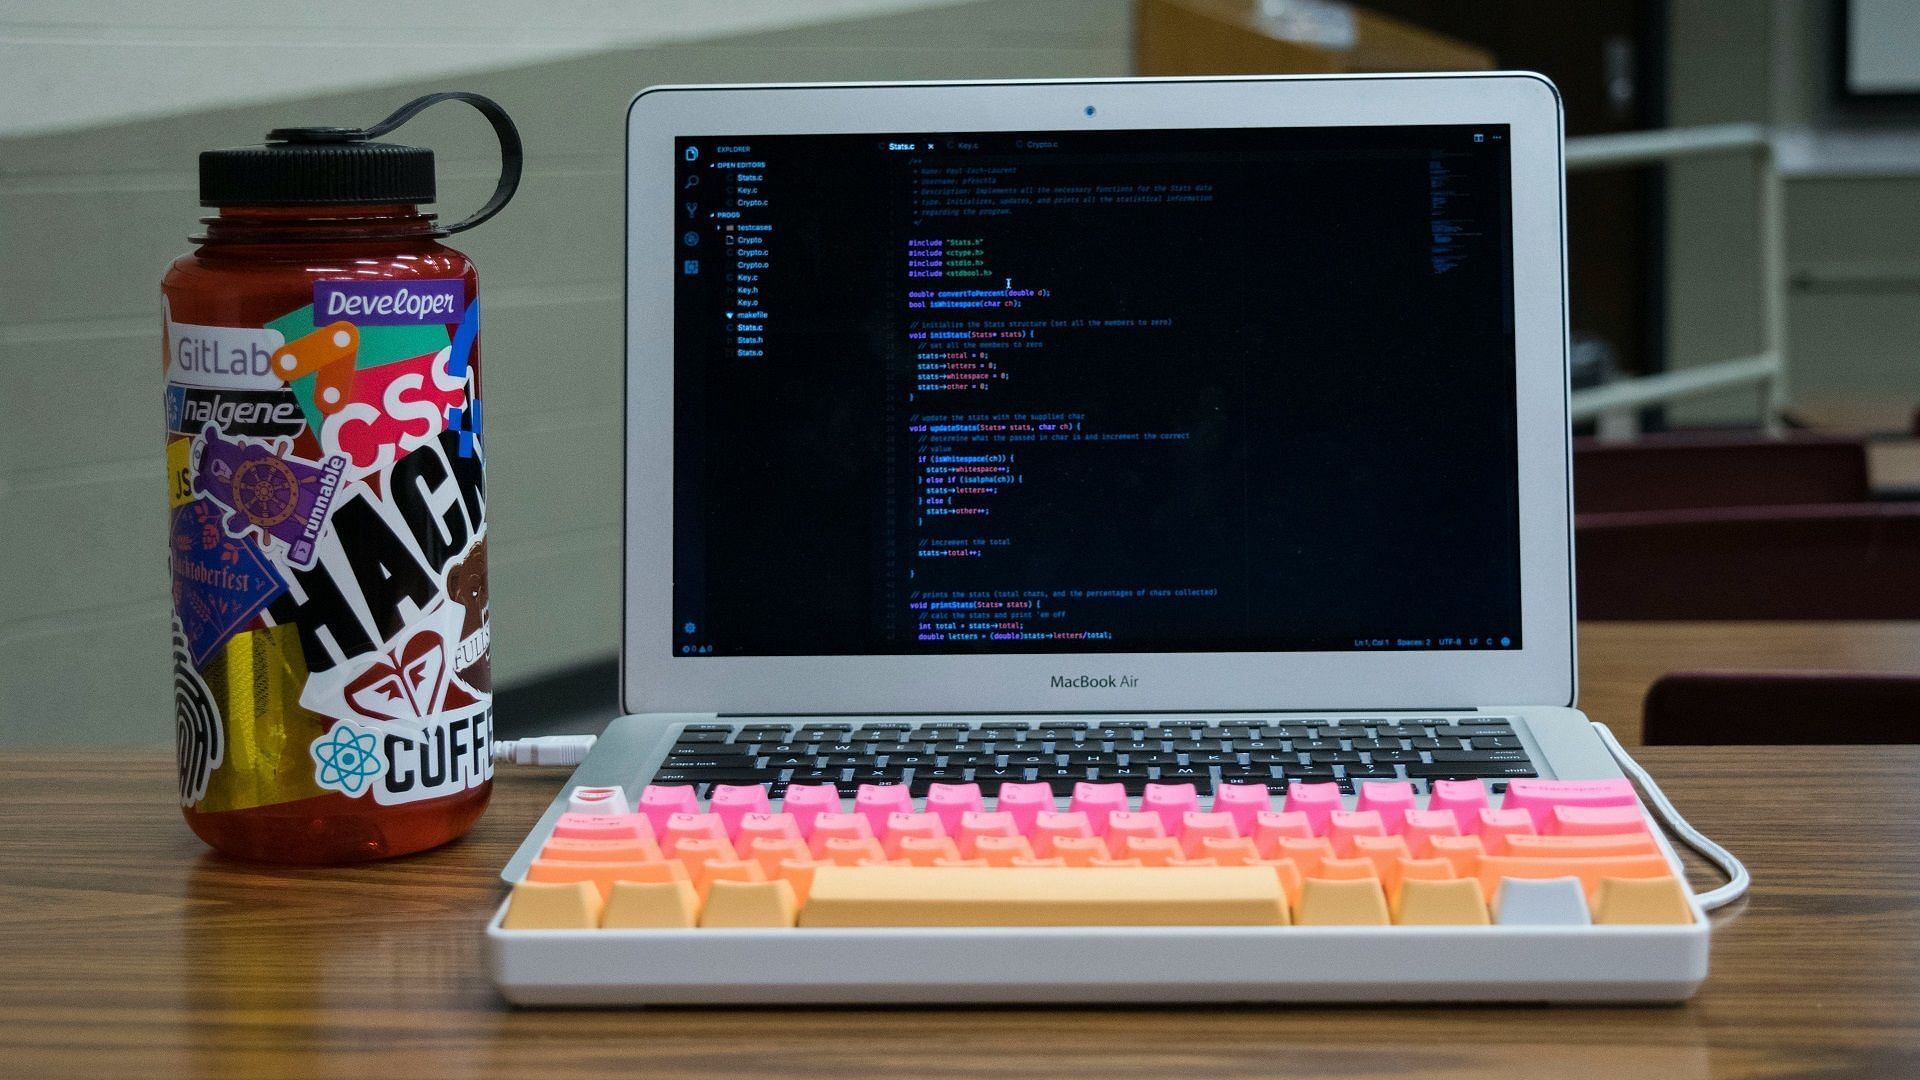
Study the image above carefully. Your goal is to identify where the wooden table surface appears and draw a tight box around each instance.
[4,623,1919,1079]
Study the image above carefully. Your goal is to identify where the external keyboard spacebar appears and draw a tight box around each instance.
[797,866,1290,927]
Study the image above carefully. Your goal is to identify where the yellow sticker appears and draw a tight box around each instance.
[167,436,195,507]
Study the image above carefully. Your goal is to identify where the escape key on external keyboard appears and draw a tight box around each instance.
[500,779,1695,930]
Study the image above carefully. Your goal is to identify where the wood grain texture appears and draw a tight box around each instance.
[4,628,1920,1078]
[1578,621,1920,744]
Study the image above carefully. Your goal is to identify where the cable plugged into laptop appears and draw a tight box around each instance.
[492,735,598,767]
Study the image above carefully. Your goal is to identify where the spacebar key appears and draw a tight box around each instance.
[797,866,1289,926]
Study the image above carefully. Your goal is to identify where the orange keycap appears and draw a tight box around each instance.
[502,880,603,930]
[1012,856,1068,868]
[1251,858,1305,906]
[669,837,736,875]
[701,879,800,928]
[1592,876,1694,924]
[1400,809,1461,857]
[746,836,811,873]
[601,880,700,928]
[1504,832,1658,859]
[1351,835,1413,889]
[882,812,946,856]
[895,836,962,866]
[974,835,1036,866]
[1250,811,1314,857]
[1296,877,1391,925]
[1476,854,1674,900]
[1428,834,1486,877]
[1275,836,1335,877]
[1051,836,1108,867]
[538,836,662,863]
[1394,877,1490,925]
[1124,836,1184,866]
[956,811,1019,857]
[1165,856,1219,868]
[821,836,888,866]
[1326,810,1386,857]
[524,857,686,900]
[693,858,766,901]
[1088,857,1145,868]
[663,813,729,853]
[858,857,913,867]
[1392,857,1457,904]
[1316,856,1379,881]
[934,857,990,868]
[1198,836,1261,866]
[775,858,829,904]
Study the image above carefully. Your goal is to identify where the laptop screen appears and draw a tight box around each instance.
[670,124,1520,659]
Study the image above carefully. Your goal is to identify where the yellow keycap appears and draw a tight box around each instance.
[602,879,701,928]
[797,866,1288,927]
[701,880,801,928]
[1393,877,1491,925]
[1592,876,1694,924]
[501,880,603,930]
[1295,878,1391,925]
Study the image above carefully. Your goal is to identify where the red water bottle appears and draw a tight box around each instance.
[162,93,520,863]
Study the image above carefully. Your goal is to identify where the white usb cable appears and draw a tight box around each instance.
[492,734,598,767]
[1591,722,1751,911]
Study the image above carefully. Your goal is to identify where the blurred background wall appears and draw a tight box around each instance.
[2,0,1914,746]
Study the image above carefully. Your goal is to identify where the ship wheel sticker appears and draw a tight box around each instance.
[192,430,347,570]
[228,455,302,528]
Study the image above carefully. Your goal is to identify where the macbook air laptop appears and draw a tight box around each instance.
[505,71,1616,881]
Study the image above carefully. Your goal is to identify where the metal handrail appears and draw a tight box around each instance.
[1565,124,1787,438]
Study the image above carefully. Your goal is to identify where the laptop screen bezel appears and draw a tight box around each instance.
[622,74,1574,715]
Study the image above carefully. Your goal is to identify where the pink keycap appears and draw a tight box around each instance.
[925,783,985,833]
[1068,783,1130,834]
[1031,811,1094,856]
[1327,810,1386,857]
[637,784,700,834]
[1250,810,1315,857]
[552,812,655,843]
[994,782,1055,833]
[1283,781,1343,834]
[734,812,802,850]
[1501,778,1637,830]
[1353,781,1417,832]
[1474,807,1536,853]
[779,784,843,837]
[1551,804,1650,836]
[1104,811,1165,856]
[1212,783,1273,833]
[956,811,1019,857]
[663,812,728,852]
[853,784,914,832]
[1141,783,1201,833]
[806,812,875,858]
[707,785,771,839]
[1400,809,1461,856]
[1179,811,1239,857]
[882,811,946,855]
[1425,779,1491,832]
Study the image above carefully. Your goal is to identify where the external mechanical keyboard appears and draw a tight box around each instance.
[489,715,1711,1005]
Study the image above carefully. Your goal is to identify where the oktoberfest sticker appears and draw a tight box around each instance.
[171,499,287,667]
[192,430,346,570]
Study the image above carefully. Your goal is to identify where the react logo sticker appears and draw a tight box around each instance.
[311,722,385,797]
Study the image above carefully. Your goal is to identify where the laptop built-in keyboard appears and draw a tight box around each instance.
[649,715,1536,798]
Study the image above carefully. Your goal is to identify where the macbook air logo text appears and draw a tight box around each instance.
[1050,674,1137,689]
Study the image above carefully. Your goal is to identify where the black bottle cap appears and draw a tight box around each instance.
[199,133,436,207]
[195,92,521,234]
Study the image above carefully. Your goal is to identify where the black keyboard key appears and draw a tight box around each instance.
[1124,751,1179,765]
[1428,749,1532,763]
[1294,739,1343,751]
[1459,717,1516,726]
[972,767,1029,788]
[1411,738,1461,750]
[1003,752,1057,767]
[885,752,938,767]
[1471,737,1524,750]
[662,756,754,771]
[683,723,734,732]
[1343,764,1400,779]
[1186,753,1242,766]
[1368,750,1422,764]
[1233,739,1285,752]
[1309,751,1363,764]
[1406,762,1537,779]
[1035,766,1089,785]
[1348,738,1404,751]
[672,731,731,743]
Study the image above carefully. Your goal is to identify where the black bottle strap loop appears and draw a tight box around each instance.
[273,92,522,234]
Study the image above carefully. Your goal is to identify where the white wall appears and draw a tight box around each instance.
[0,0,1133,746]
